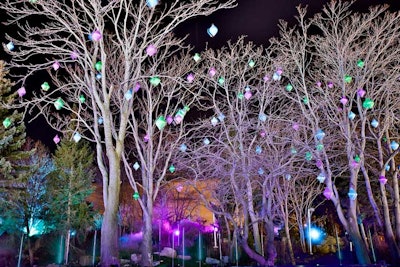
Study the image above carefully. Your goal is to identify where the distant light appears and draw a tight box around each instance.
[174,229,180,236]
[305,225,326,245]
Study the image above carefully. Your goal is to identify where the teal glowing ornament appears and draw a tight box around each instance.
[303,97,309,105]
[146,44,157,56]
[52,61,60,71]
[211,117,218,127]
[371,119,379,128]
[207,24,218,37]
[259,113,267,122]
[218,77,225,85]
[133,192,140,200]
[2,118,11,128]
[362,98,374,109]
[179,144,187,152]
[155,116,167,130]
[54,98,65,110]
[348,188,357,200]
[248,60,255,68]
[150,76,161,86]
[91,30,102,41]
[255,145,262,154]
[344,75,352,84]
[124,89,133,100]
[6,41,14,51]
[169,165,176,173]
[53,135,60,144]
[383,137,387,142]
[146,0,158,8]
[203,138,210,145]
[95,61,102,71]
[340,96,348,105]
[390,141,399,150]
[305,151,313,161]
[133,162,140,170]
[323,187,333,200]
[193,53,201,62]
[41,82,50,91]
[218,113,225,122]
[315,129,325,141]
[258,168,264,175]
[79,95,86,103]
[209,67,216,77]
[237,92,244,99]
[348,111,356,120]
[357,59,364,68]
[187,73,195,83]
[379,175,387,185]
[17,87,26,97]
[354,155,360,163]
[98,117,103,125]
[285,84,293,92]
[317,173,326,183]
[316,143,324,151]
[73,132,82,143]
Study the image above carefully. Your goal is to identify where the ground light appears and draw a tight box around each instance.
[305,225,327,247]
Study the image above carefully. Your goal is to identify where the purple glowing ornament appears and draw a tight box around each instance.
[134,82,141,92]
[316,159,323,169]
[53,135,61,144]
[17,87,26,97]
[187,73,195,83]
[327,82,334,88]
[316,81,322,87]
[144,134,150,142]
[379,175,387,185]
[263,75,269,82]
[351,160,359,169]
[146,44,157,56]
[260,130,266,138]
[244,88,252,100]
[91,30,102,41]
[70,51,78,60]
[166,115,173,125]
[357,88,366,97]
[52,61,60,71]
[323,187,333,200]
[292,123,299,131]
[340,96,348,105]
[209,67,216,77]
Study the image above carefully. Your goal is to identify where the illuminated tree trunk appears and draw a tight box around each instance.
[141,198,154,267]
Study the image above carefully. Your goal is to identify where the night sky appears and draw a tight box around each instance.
[1,0,400,148]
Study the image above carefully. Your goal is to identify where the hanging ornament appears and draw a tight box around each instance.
[255,145,262,154]
[316,159,323,169]
[351,160,359,169]
[237,92,244,99]
[292,123,299,131]
[272,72,281,81]
[340,96,348,105]
[17,87,26,97]
[166,115,173,125]
[263,75,269,82]
[70,51,78,60]
[385,165,390,171]
[285,84,293,92]
[52,61,60,71]
[95,61,102,71]
[53,135,61,144]
[41,82,50,91]
[317,173,326,183]
[316,81,322,87]
[133,192,140,200]
[218,77,225,85]
[179,144,187,152]
[248,60,255,68]
[79,95,86,103]
[260,130,266,138]
[371,119,379,128]
[316,143,324,151]
[323,187,333,200]
[305,151,313,161]
[146,0,158,8]
[54,98,65,110]
[155,116,167,130]
[133,162,140,170]
[348,111,356,120]
[357,88,366,97]
[73,132,82,143]
[176,184,183,192]
[2,118,11,128]
[203,138,210,145]
[207,24,218,37]
[218,113,225,122]
[169,165,176,173]
[259,113,267,122]
[244,88,252,100]
[96,73,102,80]
[354,155,361,163]
[193,53,201,62]
[379,175,387,185]
[390,141,399,150]
[315,129,326,141]
[209,67,217,77]
[98,117,103,125]
[6,41,14,51]
[290,147,297,154]
[357,59,364,68]
[344,75,352,84]
[146,44,157,56]
[362,98,374,109]
[134,82,141,92]
[327,82,334,88]
[303,97,309,105]
[149,76,161,86]
[144,134,150,142]
[285,174,292,181]
[348,188,357,200]
[174,108,187,124]
[258,168,264,175]
[211,117,218,127]
[124,89,133,100]
[187,73,195,83]
[91,30,102,41]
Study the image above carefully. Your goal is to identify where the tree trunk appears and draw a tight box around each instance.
[283,220,296,265]
[347,216,371,264]
[264,219,277,266]
[28,236,34,267]
[141,197,154,267]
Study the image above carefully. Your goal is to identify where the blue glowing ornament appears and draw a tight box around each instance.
[6,42,14,51]
[385,165,390,171]
[179,144,187,152]
[146,0,158,8]
[272,72,281,81]
[211,117,218,127]
[317,173,326,183]
[133,162,140,170]
[96,73,102,80]
[207,24,218,37]
[73,132,82,143]
[98,117,103,124]
[124,89,133,100]
[348,188,357,200]
[371,119,379,128]
[259,113,267,122]
[255,145,262,154]
[315,129,325,141]
[258,168,264,175]
[348,111,356,120]
[390,141,399,150]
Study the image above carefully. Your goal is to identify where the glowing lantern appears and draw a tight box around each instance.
[207,24,218,37]
[98,117,103,124]
[285,84,293,92]
[169,165,176,173]
[292,123,299,131]
[134,82,141,92]
[379,175,387,185]
[187,73,195,83]
[354,155,361,163]
[133,192,140,200]
[305,151,313,161]
[53,135,60,144]
[323,187,333,200]
[316,143,324,151]
[390,141,399,150]
[248,60,255,68]
[180,144,187,152]
[357,88,366,97]
[6,42,14,51]
[70,51,78,60]
[150,76,161,86]
[317,173,326,183]
[344,75,352,83]
[146,0,158,8]
[315,129,325,141]
[371,119,379,128]
[133,162,140,170]
[41,82,50,91]
[155,116,167,130]
[218,77,224,85]
[166,115,173,124]
[303,97,309,105]
[91,30,102,41]
[193,53,201,62]
[209,68,216,77]
[79,95,86,103]
[52,61,60,71]
[218,113,225,121]
[54,98,64,110]
[3,118,11,128]
[362,98,374,109]
[124,89,133,100]
[95,61,102,71]
[17,87,26,97]
[258,168,264,175]
[357,59,364,68]
[203,138,210,145]
[340,96,348,105]
[348,111,356,120]
[146,44,157,56]
[244,89,252,100]
[327,82,334,88]
[255,145,262,154]
[144,134,150,142]
[348,188,357,200]
[211,117,218,127]
[259,113,267,122]
[73,132,82,143]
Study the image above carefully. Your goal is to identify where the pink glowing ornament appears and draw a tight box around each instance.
[207,24,218,37]
[263,75,269,82]
[91,30,102,41]
[327,82,334,88]
[146,44,157,56]
[379,175,387,185]
[3,118,11,128]
[260,130,266,138]
[166,115,173,125]
[17,87,26,97]
[70,51,78,60]
[323,187,333,200]
[187,73,195,83]
[53,135,61,144]
[176,184,183,192]
[292,123,299,131]
[351,160,359,169]
[144,134,150,142]
[316,81,322,87]
[52,61,60,71]
[357,88,366,98]
[209,67,216,77]
[133,82,141,92]
[340,96,348,105]
[244,87,252,100]
[348,188,357,200]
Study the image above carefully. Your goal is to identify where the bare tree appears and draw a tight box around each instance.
[0,0,237,266]
[271,1,400,263]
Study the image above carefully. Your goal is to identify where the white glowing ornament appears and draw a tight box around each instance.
[371,119,379,128]
[180,144,187,152]
[317,173,326,183]
[203,138,210,145]
[259,113,267,122]
[73,132,82,143]
[207,24,218,37]
[124,89,133,100]
[258,168,264,175]
[133,162,140,170]
[6,42,14,51]
[187,73,195,83]
[348,111,356,120]
[218,113,225,122]
[211,117,218,127]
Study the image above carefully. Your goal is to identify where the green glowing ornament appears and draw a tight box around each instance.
[95,61,102,71]
[354,155,361,163]
[193,53,201,62]
[237,92,244,99]
[357,59,364,68]
[362,98,374,109]
[41,82,50,91]
[150,76,161,86]
[248,60,255,68]
[133,192,140,200]
[155,116,167,130]
[383,137,387,142]
[316,143,324,151]
[305,151,313,161]
[169,165,176,173]
[2,118,11,128]
[79,95,86,103]
[303,97,309,105]
[344,75,352,84]
[218,77,225,85]
[54,98,65,110]
[285,84,293,92]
